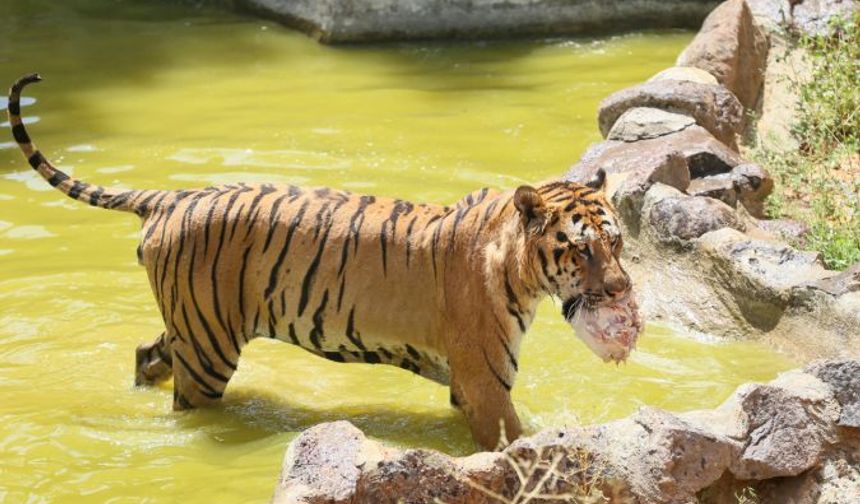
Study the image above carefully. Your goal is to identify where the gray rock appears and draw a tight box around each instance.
[690,163,773,217]
[607,107,696,142]
[726,371,839,480]
[792,0,860,37]
[731,163,774,217]
[677,0,769,109]
[805,359,860,428]
[755,217,810,245]
[746,0,794,30]
[272,420,389,504]
[646,189,745,246]
[806,262,860,297]
[567,126,741,186]
[597,80,744,148]
[565,138,691,236]
[233,0,725,43]
[648,65,720,85]
[688,175,739,208]
[697,228,830,330]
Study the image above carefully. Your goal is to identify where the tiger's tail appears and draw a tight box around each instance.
[8,74,152,213]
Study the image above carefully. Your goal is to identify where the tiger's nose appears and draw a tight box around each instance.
[604,270,630,298]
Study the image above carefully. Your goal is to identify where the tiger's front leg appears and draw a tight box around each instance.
[449,347,523,451]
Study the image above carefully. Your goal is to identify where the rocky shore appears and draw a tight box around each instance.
[273,360,860,503]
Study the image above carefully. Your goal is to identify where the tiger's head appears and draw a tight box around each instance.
[513,170,642,363]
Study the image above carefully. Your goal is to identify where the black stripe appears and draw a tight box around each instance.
[362,351,381,364]
[28,151,45,169]
[265,199,309,299]
[345,306,366,350]
[46,171,69,187]
[12,123,30,144]
[88,187,104,206]
[337,195,373,277]
[507,307,526,333]
[185,223,237,372]
[298,198,343,317]
[238,246,252,333]
[262,194,288,253]
[8,100,20,115]
[308,289,329,349]
[405,344,421,361]
[174,352,223,399]
[67,181,87,199]
[288,323,300,345]
[404,215,418,267]
[323,352,345,363]
[482,348,512,391]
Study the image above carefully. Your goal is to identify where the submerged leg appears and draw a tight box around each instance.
[170,331,241,411]
[135,332,174,386]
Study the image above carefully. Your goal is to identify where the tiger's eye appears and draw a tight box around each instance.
[556,231,568,242]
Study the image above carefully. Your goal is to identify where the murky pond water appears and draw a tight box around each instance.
[0,1,796,502]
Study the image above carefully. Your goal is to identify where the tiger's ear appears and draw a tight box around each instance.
[585,168,607,191]
[514,185,548,234]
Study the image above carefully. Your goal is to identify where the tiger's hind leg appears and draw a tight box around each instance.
[169,331,241,411]
[135,332,173,386]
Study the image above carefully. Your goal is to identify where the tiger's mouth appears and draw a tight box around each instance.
[564,293,642,364]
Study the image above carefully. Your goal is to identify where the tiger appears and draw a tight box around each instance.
[8,74,638,451]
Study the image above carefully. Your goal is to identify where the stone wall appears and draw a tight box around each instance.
[230,0,721,43]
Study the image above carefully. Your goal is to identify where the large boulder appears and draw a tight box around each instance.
[607,107,696,142]
[645,184,746,247]
[677,0,769,110]
[696,228,831,330]
[597,80,744,148]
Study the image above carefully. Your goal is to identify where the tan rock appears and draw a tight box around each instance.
[597,80,744,149]
[677,0,769,110]
[649,65,720,85]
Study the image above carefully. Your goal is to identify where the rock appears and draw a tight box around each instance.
[806,262,860,297]
[792,0,860,36]
[746,0,794,30]
[697,228,830,330]
[273,361,860,503]
[272,420,389,504]
[677,0,769,110]
[607,107,696,142]
[567,125,741,187]
[597,80,744,148]
[648,65,720,85]
[725,371,838,480]
[599,408,738,503]
[688,175,739,208]
[731,163,773,217]
[755,217,810,245]
[690,163,774,217]
[233,0,724,43]
[565,139,691,236]
[805,359,860,428]
[646,186,745,246]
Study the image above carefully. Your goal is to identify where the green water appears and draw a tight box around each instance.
[0,1,795,502]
